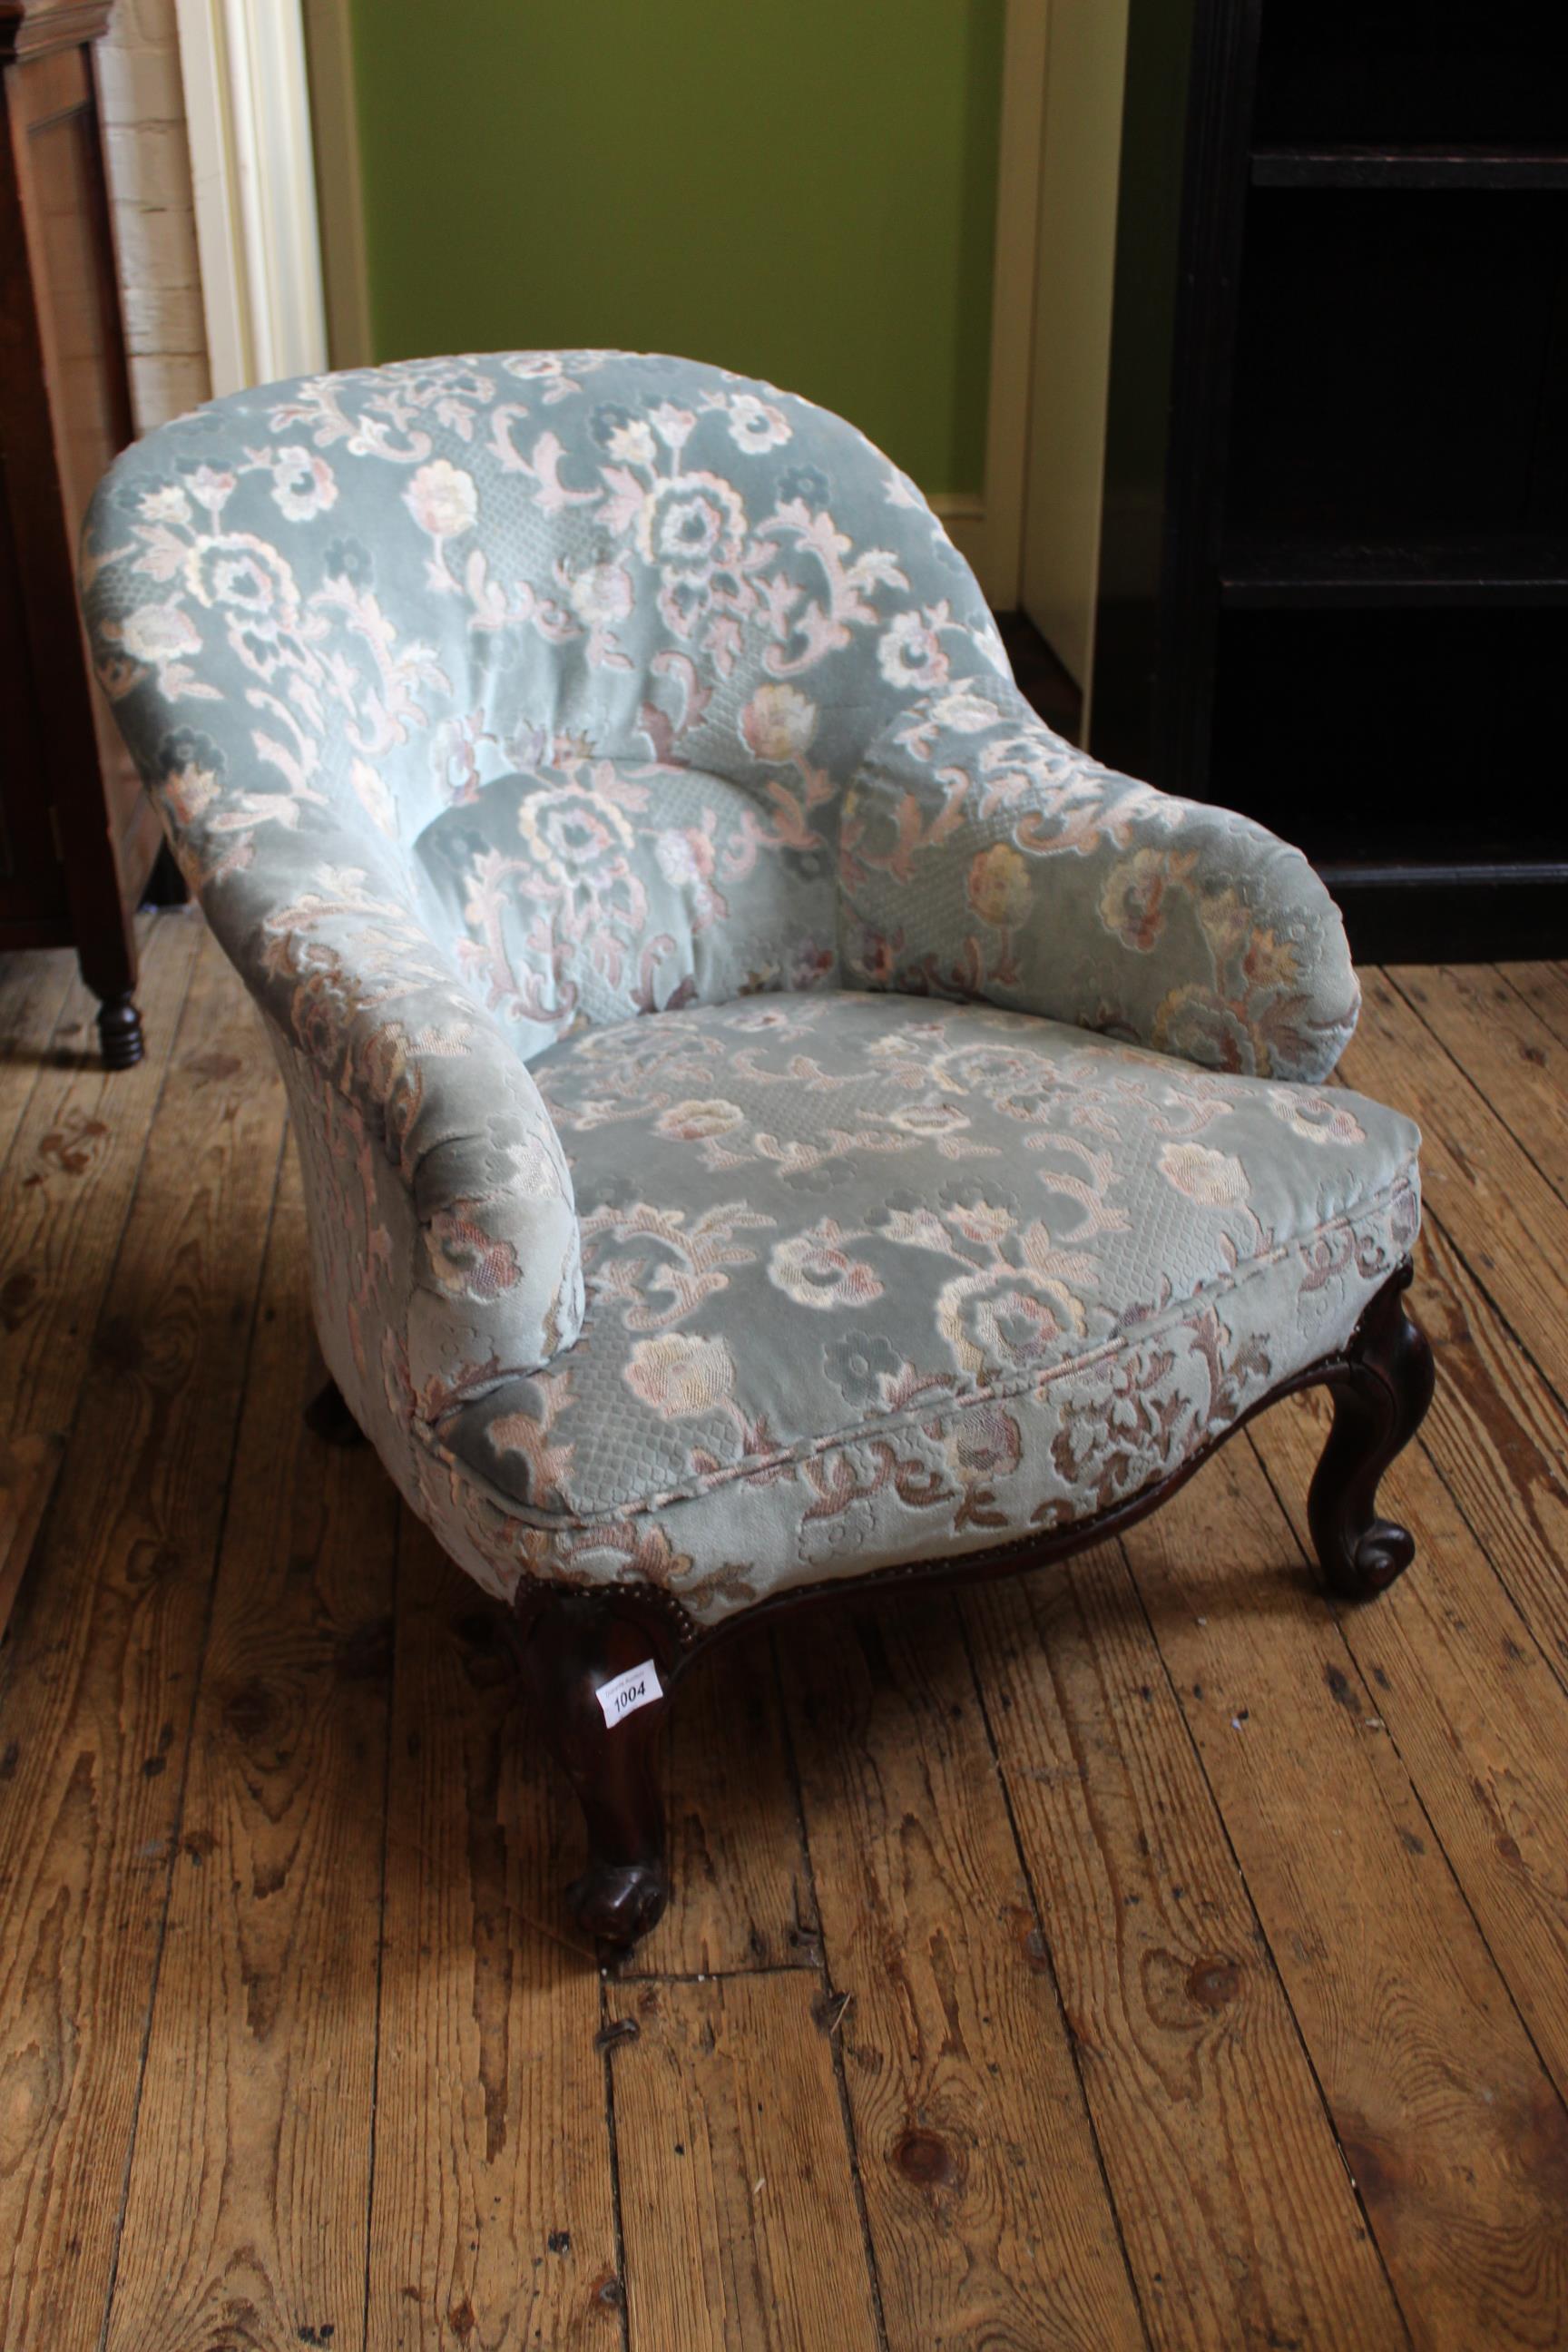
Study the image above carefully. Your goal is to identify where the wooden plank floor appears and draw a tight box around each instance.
[3,916,1568,2350]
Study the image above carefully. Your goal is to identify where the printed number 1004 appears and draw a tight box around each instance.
[595,1658,664,1730]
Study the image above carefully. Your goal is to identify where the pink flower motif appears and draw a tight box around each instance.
[118,602,201,671]
[623,1332,735,1417]
[424,1205,522,1301]
[655,1099,746,1143]
[430,712,494,805]
[635,471,745,578]
[1158,1140,1250,1206]
[877,609,949,691]
[564,559,633,629]
[728,393,791,453]
[1268,1089,1367,1147]
[648,401,696,452]
[270,445,338,522]
[183,534,299,631]
[951,1401,1023,1481]
[405,458,478,538]
[769,1220,884,1312]
[187,464,236,512]
[740,683,817,762]
[938,1268,1065,1377]
[655,828,717,887]
[137,484,191,527]
[888,1101,970,1138]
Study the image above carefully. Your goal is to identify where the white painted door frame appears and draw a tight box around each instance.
[936,0,1051,609]
[175,0,328,393]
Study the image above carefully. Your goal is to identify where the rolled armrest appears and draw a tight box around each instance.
[162,780,584,1408]
[78,450,581,1407]
[840,680,1358,1083]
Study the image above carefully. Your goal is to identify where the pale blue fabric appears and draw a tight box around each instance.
[79,353,1408,1623]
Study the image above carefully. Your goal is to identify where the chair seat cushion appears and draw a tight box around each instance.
[424,992,1419,1624]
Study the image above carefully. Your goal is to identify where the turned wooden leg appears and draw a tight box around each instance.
[517,1592,681,1949]
[303,1375,366,1446]
[95,991,144,1071]
[1308,1261,1435,1602]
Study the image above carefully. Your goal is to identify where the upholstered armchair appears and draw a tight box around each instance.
[82,352,1433,1947]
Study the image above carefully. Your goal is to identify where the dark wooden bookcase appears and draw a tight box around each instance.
[1089,0,1568,959]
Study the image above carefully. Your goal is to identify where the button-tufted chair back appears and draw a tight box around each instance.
[84,350,1011,1059]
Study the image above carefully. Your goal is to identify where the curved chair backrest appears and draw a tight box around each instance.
[82,350,1013,1057]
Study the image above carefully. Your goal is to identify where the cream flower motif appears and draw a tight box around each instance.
[653,825,726,930]
[887,1102,970,1137]
[655,827,716,886]
[270,445,338,522]
[728,392,791,453]
[725,1003,794,1033]
[137,484,191,527]
[1268,1089,1367,1147]
[648,400,696,451]
[565,559,633,628]
[119,602,201,668]
[623,1332,735,1418]
[405,458,477,538]
[184,534,297,622]
[967,842,1033,931]
[605,418,658,466]
[637,473,746,574]
[187,464,235,511]
[740,683,817,762]
[877,609,949,691]
[655,1099,746,1143]
[1158,1140,1250,1206]
[941,1196,1016,1247]
[926,684,1002,735]
[517,783,632,881]
[936,1267,1068,1378]
[769,1220,883,1311]
[504,352,569,383]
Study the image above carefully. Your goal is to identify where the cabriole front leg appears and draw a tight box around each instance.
[517,1591,679,1949]
[1308,1260,1435,1602]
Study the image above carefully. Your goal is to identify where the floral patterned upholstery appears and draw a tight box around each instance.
[81,351,1415,1627]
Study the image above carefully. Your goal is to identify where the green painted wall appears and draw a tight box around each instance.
[348,0,1003,497]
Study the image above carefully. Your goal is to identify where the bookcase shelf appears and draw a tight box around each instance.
[1220,538,1568,608]
[1250,146,1568,190]
[1086,0,1567,958]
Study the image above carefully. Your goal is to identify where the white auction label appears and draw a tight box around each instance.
[595,1658,663,1730]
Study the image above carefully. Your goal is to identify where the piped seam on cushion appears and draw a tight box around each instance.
[415,1157,1419,1531]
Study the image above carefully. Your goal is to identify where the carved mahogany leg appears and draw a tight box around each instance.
[517,1592,680,1948]
[1308,1262,1435,1602]
[303,1375,366,1446]
[96,991,145,1071]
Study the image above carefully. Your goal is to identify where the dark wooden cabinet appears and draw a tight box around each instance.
[1088,0,1568,960]
[0,0,159,1065]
